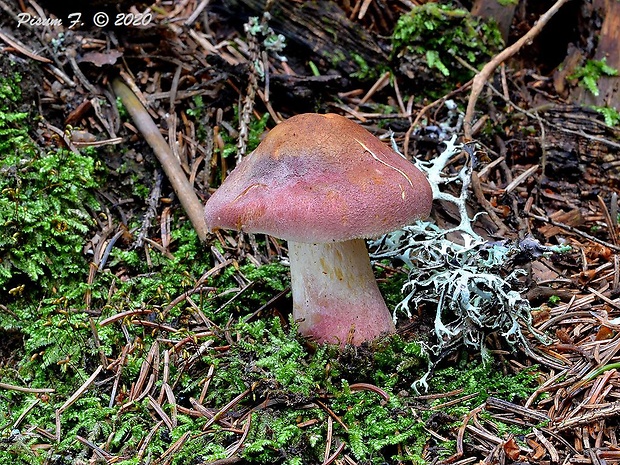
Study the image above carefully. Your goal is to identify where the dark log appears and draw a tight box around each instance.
[567,0,620,109]
[268,74,349,111]
[215,0,388,77]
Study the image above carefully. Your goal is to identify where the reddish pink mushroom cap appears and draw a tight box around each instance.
[204,113,432,242]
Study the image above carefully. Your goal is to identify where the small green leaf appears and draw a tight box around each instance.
[426,50,450,76]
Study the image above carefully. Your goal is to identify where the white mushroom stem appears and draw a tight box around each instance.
[288,239,396,346]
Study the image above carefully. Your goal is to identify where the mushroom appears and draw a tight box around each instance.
[204,113,432,345]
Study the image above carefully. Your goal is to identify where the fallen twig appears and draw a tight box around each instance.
[131,341,160,402]
[55,365,103,442]
[598,194,619,246]
[486,396,550,423]
[112,78,208,242]
[531,428,560,463]
[0,382,54,394]
[0,30,52,63]
[12,399,40,430]
[555,401,620,431]
[153,431,192,465]
[185,0,211,26]
[137,420,164,461]
[316,399,349,432]
[463,0,572,138]
[148,395,175,431]
[76,435,113,460]
[349,383,390,402]
[526,211,620,253]
[135,170,163,248]
[404,81,472,159]
[323,441,346,465]
[203,388,251,430]
[225,414,252,458]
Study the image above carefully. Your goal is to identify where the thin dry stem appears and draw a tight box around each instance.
[463,0,572,138]
[112,78,208,241]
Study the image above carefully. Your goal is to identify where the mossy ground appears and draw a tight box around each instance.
[0,72,541,465]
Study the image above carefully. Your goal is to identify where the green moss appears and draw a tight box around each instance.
[350,53,389,80]
[377,269,408,310]
[243,410,322,464]
[219,111,270,160]
[430,361,539,417]
[327,49,346,67]
[0,75,100,293]
[332,383,427,463]
[594,105,620,126]
[392,3,504,96]
[569,58,618,97]
[0,288,541,465]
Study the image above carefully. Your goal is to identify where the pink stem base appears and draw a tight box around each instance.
[288,239,396,346]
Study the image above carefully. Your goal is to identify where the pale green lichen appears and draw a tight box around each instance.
[370,133,557,391]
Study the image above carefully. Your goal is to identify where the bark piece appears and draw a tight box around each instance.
[541,106,620,187]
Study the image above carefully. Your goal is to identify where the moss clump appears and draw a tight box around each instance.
[430,361,539,415]
[392,3,504,97]
[569,57,618,97]
[218,111,270,160]
[0,75,100,293]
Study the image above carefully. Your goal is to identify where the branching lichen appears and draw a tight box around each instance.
[371,132,552,392]
[372,220,531,351]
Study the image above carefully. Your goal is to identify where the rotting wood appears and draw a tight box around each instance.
[538,106,620,187]
[215,0,388,77]
[464,0,572,138]
[571,0,620,110]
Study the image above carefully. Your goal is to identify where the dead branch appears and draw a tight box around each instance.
[112,78,209,242]
[0,382,54,394]
[463,0,572,139]
[55,365,103,442]
[0,30,52,63]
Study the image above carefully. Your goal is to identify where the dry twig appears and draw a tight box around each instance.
[526,211,620,253]
[55,365,103,441]
[463,0,572,138]
[112,78,208,242]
